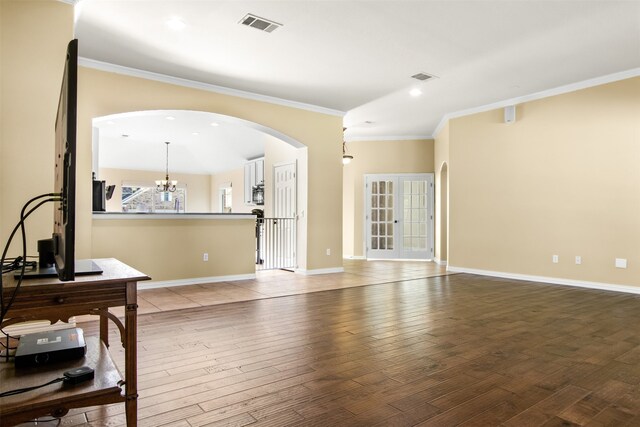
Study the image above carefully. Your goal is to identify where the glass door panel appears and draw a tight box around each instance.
[402,180,428,253]
[367,178,396,258]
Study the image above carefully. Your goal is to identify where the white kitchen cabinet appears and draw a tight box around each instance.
[244,158,264,205]
[255,159,264,185]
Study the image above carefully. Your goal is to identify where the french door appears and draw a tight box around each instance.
[365,174,434,260]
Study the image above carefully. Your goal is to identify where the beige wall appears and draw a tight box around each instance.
[0,1,73,252]
[100,168,211,213]
[77,67,344,271]
[210,167,252,214]
[448,77,640,287]
[434,122,450,262]
[92,218,255,281]
[342,139,435,258]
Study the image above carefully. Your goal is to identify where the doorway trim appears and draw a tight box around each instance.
[364,173,435,260]
[436,162,448,265]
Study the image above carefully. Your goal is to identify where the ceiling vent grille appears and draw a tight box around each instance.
[411,72,436,81]
[240,14,282,33]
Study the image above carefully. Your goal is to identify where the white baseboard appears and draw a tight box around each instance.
[139,273,256,290]
[344,256,366,260]
[296,267,345,276]
[434,258,448,266]
[447,265,640,295]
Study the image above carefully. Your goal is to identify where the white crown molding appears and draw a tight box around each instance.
[346,135,433,143]
[78,57,346,118]
[139,273,256,289]
[432,67,640,139]
[296,267,345,276]
[447,265,640,295]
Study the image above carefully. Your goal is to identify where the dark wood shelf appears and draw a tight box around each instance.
[0,259,149,426]
[0,337,123,425]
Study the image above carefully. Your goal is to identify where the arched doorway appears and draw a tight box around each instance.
[91,109,307,271]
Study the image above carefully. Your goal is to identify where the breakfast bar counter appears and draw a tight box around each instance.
[91,213,257,285]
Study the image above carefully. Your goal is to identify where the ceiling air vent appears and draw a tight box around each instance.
[411,72,436,81]
[240,14,282,33]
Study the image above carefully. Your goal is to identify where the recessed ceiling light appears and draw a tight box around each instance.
[192,132,199,136]
[165,116,175,121]
[166,17,186,31]
[210,122,219,127]
[409,88,423,97]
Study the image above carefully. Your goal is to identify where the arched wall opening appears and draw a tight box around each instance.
[77,66,344,275]
[91,109,307,217]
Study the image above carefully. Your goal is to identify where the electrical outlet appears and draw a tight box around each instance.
[575,256,582,265]
[326,248,331,256]
[552,255,559,264]
[615,258,627,269]
[203,253,208,262]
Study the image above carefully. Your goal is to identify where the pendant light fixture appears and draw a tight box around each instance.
[156,141,177,192]
[342,127,353,165]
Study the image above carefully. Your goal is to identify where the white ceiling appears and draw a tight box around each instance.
[76,1,640,140]
[95,111,275,175]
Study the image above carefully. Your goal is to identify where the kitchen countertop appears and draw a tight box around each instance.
[92,212,256,220]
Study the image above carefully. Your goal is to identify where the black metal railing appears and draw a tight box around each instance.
[256,217,296,270]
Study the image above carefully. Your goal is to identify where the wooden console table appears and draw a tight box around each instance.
[0,258,149,426]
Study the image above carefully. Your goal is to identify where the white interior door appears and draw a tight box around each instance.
[273,162,297,268]
[365,174,434,260]
[274,162,296,218]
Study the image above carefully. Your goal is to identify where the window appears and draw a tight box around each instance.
[121,184,186,213]
[219,184,232,213]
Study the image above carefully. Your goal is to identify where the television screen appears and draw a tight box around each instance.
[52,39,78,281]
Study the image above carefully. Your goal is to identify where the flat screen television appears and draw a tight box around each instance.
[53,38,78,281]
[16,39,101,282]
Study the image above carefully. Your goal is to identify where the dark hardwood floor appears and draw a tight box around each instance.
[72,272,640,426]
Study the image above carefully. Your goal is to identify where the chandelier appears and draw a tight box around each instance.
[156,141,177,192]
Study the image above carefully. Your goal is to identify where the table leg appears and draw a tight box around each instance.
[125,281,138,426]
[100,310,109,348]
